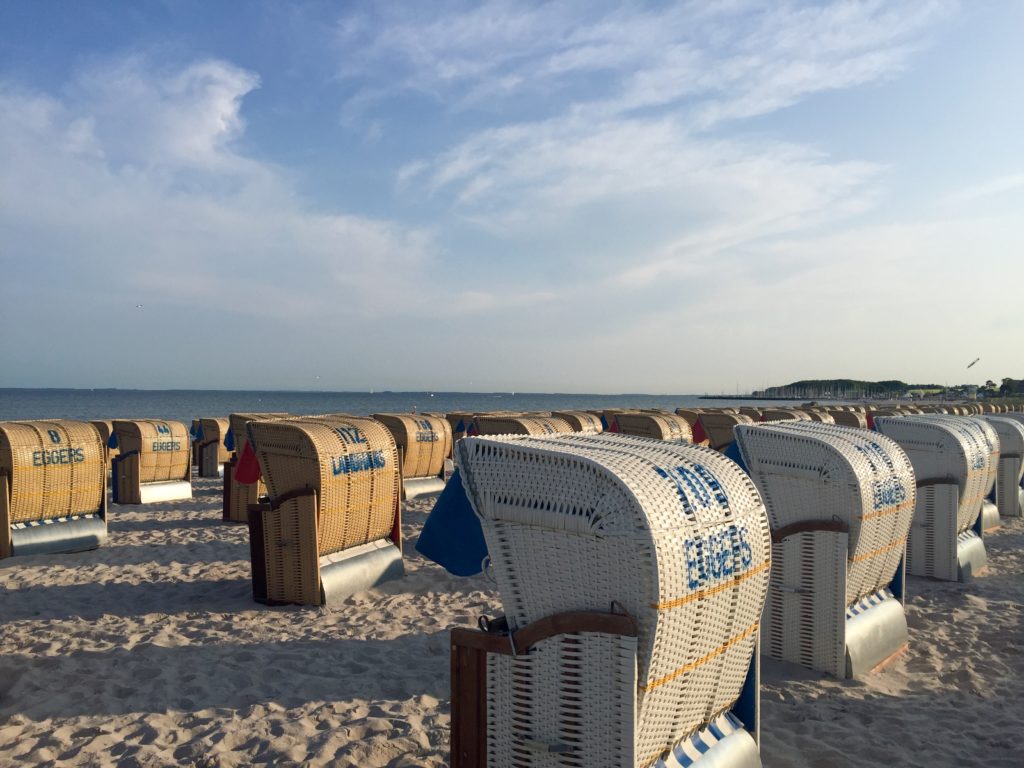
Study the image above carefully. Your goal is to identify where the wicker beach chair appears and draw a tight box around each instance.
[551,410,604,434]
[110,420,192,504]
[450,432,770,768]
[825,410,869,429]
[759,409,809,422]
[196,418,231,478]
[873,416,989,581]
[473,414,573,436]
[245,416,402,606]
[0,420,107,559]
[734,421,915,678]
[606,411,693,443]
[698,412,754,451]
[372,413,452,500]
[982,416,1024,518]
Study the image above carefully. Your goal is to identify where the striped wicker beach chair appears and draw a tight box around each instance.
[551,410,604,434]
[245,416,403,606]
[110,420,192,504]
[874,416,989,581]
[449,432,770,768]
[734,421,915,678]
[0,420,108,558]
[196,418,231,478]
[606,411,692,443]
[221,412,292,523]
[982,416,1024,518]
[372,413,452,500]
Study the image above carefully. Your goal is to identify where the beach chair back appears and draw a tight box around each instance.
[473,414,573,436]
[372,414,452,480]
[698,412,753,450]
[110,420,192,504]
[0,420,107,558]
[551,410,604,434]
[607,411,692,442]
[455,432,770,765]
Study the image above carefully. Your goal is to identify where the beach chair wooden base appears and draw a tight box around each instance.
[765,525,908,679]
[198,443,225,478]
[247,490,404,607]
[111,453,192,505]
[1,474,108,559]
[909,482,987,582]
[451,610,760,768]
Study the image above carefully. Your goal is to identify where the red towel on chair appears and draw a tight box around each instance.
[235,441,262,484]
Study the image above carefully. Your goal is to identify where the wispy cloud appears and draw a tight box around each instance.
[943,172,1024,205]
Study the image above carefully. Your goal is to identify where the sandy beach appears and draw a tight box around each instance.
[1,473,1022,767]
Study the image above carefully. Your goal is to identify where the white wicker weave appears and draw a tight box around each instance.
[733,421,915,678]
[984,416,1024,518]
[874,416,989,581]
[456,432,770,767]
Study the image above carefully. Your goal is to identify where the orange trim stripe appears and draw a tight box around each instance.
[652,560,771,611]
[640,621,759,692]
[859,498,915,521]
[850,537,907,564]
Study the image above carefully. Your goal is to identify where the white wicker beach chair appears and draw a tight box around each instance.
[982,416,1024,518]
[0,420,108,558]
[873,416,989,581]
[733,421,915,678]
[110,420,192,504]
[450,432,770,768]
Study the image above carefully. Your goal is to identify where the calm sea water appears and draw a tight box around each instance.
[0,389,796,424]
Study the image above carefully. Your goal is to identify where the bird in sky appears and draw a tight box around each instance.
[967,357,980,369]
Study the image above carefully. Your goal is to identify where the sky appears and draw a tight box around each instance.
[1,0,1022,394]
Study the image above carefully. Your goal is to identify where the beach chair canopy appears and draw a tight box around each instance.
[111,420,190,483]
[607,411,693,442]
[456,431,770,764]
[551,410,604,434]
[473,414,572,436]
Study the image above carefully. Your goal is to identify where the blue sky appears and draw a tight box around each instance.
[1,1,1021,393]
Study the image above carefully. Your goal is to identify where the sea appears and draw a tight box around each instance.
[0,389,796,424]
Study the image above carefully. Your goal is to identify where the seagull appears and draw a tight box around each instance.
[135,304,144,309]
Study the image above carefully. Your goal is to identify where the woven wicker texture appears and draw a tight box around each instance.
[551,410,605,434]
[223,413,292,522]
[804,411,836,424]
[372,413,452,479]
[198,418,231,465]
[874,416,988,534]
[734,421,915,605]
[0,421,106,523]
[89,420,120,460]
[760,409,810,422]
[473,415,573,436]
[609,412,693,443]
[826,411,869,429]
[246,416,399,556]
[455,432,770,764]
[111,420,190,484]
[985,416,1024,465]
[697,413,753,450]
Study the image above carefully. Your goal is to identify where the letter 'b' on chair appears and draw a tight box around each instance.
[110,420,192,504]
[450,432,771,768]
[0,420,108,558]
[245,416,403,606]
[734,421,915,678]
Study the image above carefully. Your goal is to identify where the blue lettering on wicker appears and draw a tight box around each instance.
[415,429,438,443]
[972,454,985,470]
[871,477,907,510]
[683,525,753,590]
[331,449,386,476]
[152,441,181,451]
[31,447,86,466]
[334,427,367,445]
[156,424,171,435]
[47,430,62,444]
[854,441,897,476]
[655,465,720,513]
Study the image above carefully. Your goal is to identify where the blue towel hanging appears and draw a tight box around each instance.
[416,469,488,577]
